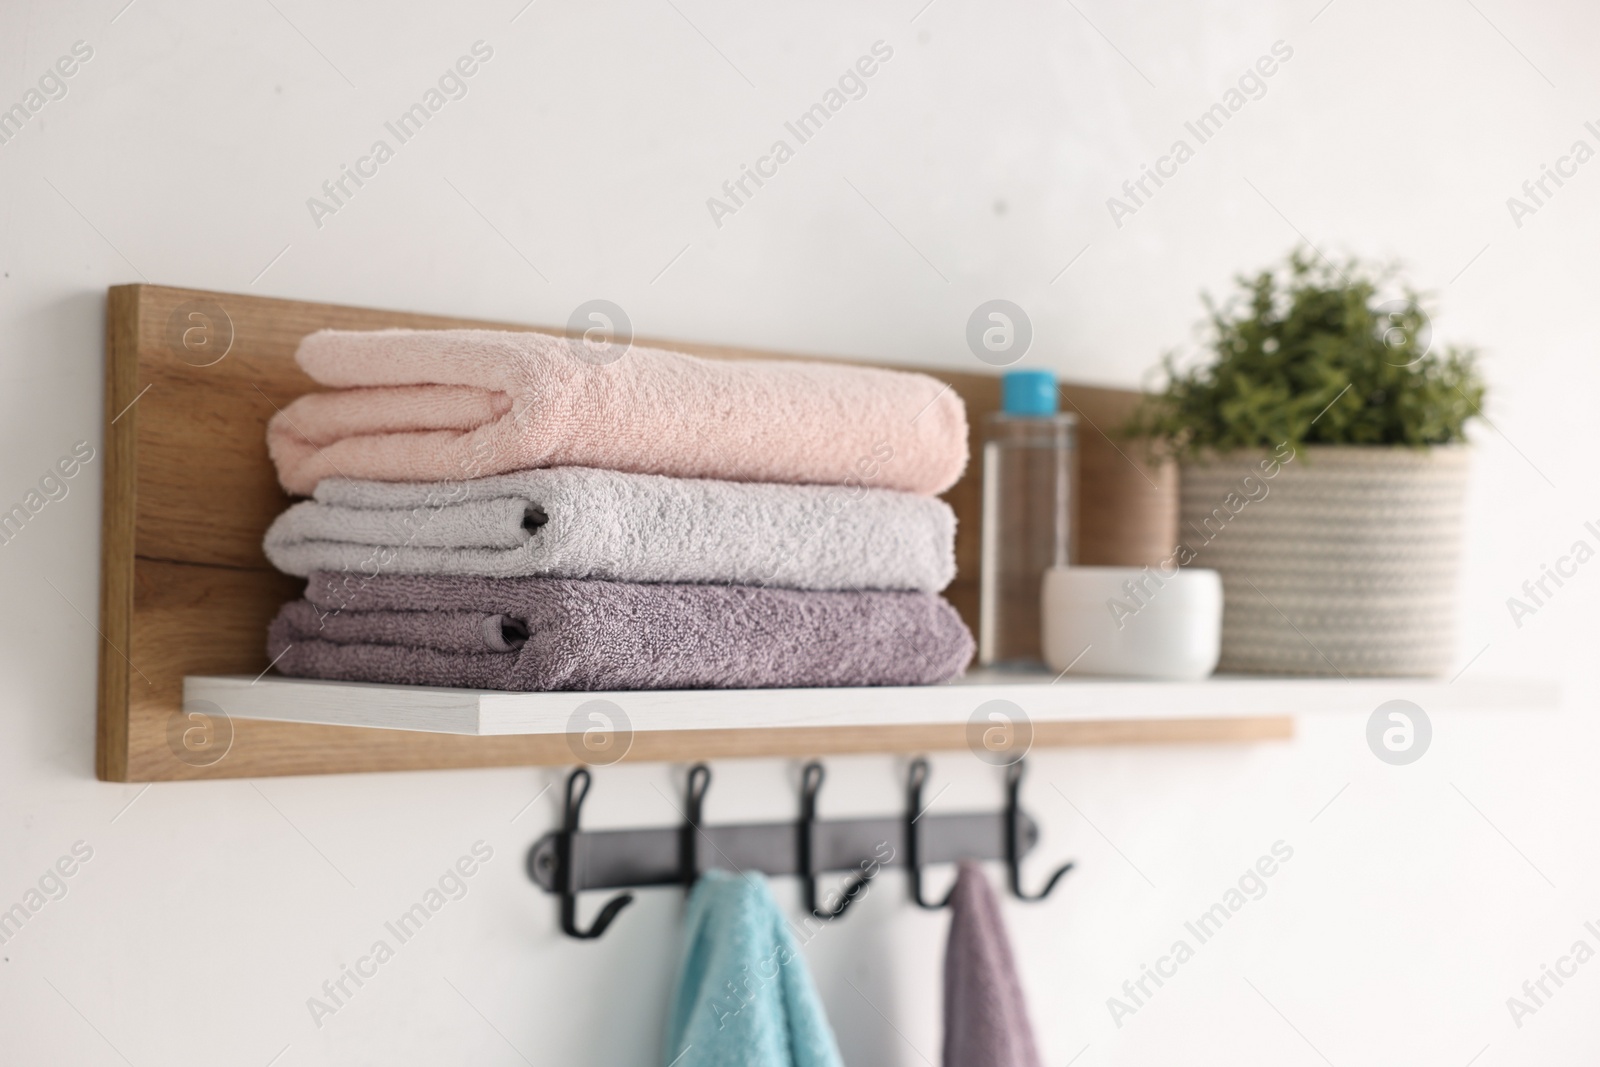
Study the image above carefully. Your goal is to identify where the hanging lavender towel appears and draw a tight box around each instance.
[944,862,1043,1067]
[262,467,956,592]
[267,572,974,691]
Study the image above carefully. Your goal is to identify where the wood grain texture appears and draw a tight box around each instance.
[97,284,1219,782]
[97,287,140,780]
[130,712,1295,781]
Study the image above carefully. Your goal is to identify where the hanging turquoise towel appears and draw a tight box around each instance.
[663,870,846,1067]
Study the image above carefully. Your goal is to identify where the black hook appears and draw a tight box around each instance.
[680,763,712,892]
[798,762,874,920]
[1005,759,1074,901]
[557,768,634,939]
[905,758,953,909]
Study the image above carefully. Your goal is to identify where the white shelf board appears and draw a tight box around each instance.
[184,671,1561,738]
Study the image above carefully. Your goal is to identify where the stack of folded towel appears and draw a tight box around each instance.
[261,327,975,691]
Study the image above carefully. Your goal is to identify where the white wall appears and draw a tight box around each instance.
[3,0,1599,1062]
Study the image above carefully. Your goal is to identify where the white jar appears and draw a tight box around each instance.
[1041,565,1222,680]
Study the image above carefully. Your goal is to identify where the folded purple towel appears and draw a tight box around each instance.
[267,572,974,691]
[274,600,532,654]
[943,862,1043,1067]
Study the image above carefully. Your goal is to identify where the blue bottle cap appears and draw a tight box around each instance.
[1001,369,1058,416]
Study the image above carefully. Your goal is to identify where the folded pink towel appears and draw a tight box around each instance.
[267,329,969,497]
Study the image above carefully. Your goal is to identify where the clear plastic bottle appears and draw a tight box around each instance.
[979,370,1077,667]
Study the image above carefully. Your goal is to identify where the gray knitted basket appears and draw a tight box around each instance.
[1178,445,1469,677]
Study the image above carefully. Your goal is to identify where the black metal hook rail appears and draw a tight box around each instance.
[528,757,1075,940]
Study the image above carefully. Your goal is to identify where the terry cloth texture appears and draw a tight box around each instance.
[272,600,531,654]
[663,870,845,1067]
[268,572,975,691]
[943,862,1044,1067]
[262,466,957,592]
[266,328,968,497]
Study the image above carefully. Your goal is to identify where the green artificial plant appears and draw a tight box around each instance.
[1129,249,1486,453]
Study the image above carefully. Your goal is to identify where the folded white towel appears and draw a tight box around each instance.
[263,467,956,593]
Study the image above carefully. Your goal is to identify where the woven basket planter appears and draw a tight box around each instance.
[1178,446,1469,677]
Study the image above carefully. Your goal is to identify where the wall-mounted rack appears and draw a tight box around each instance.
[528,757,1073,939]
